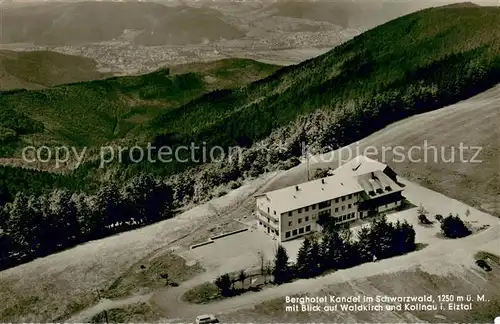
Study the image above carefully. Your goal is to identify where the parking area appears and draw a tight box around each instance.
[192,226,279,272]
[389,178,496,243]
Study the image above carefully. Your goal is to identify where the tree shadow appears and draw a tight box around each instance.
[415,243,429,251]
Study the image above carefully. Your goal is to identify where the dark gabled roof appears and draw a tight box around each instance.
[356,170,402,199]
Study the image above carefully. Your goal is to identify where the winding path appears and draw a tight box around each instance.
[66,293,153,322]
[151,222,500,318]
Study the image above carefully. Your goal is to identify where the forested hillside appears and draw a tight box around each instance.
[147,5,500,174]
[0,58,279,152]
[1,5,500,270]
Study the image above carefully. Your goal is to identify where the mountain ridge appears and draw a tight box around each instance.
[1,5,500,175]
[0,2,244,45]
[144,5,500,166]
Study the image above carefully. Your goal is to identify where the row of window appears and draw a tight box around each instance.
[334,193,355,203]
[319,209,331,217]
[379,201,399,209]
[259,218,278,228]
[260,222,279,236]
[334,203,354,213]
[294,204,317,215]
[368,186,392,196]
[285,225,312,238]
[287,215,315,227]
[265,206,277,215]
[287,193,357,216]
[335,212,356,223]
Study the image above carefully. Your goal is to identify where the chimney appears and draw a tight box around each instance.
[295,185,299,191]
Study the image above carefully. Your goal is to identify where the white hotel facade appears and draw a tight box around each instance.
[255,155,405,242]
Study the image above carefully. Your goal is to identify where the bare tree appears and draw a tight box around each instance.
[417,204,431,224]
[263,260,273,284]
[95,289,109,324]
[238,270,247,288]
[417,204,428,217]
[258,250,265,276]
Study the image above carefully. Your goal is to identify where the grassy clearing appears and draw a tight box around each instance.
[0,278,97,322]
[0,288,43,322]
[462,297,500,323]
[182,268,269,304]
[181,282,223,304]
[102,252,204,299]
[0,251,202,321]
[224,263,500,322]
[90,302,162,323]
[182,279,269,305]
[169,58,281,91]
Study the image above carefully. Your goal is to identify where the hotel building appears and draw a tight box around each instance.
[255,155,405,242]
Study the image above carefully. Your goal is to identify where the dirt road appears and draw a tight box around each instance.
[68,217,499,321]
[66,171,500,322]
[66,293,153,322]
[151,220,500,319]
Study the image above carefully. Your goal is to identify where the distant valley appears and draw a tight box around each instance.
[0,0,475,74]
